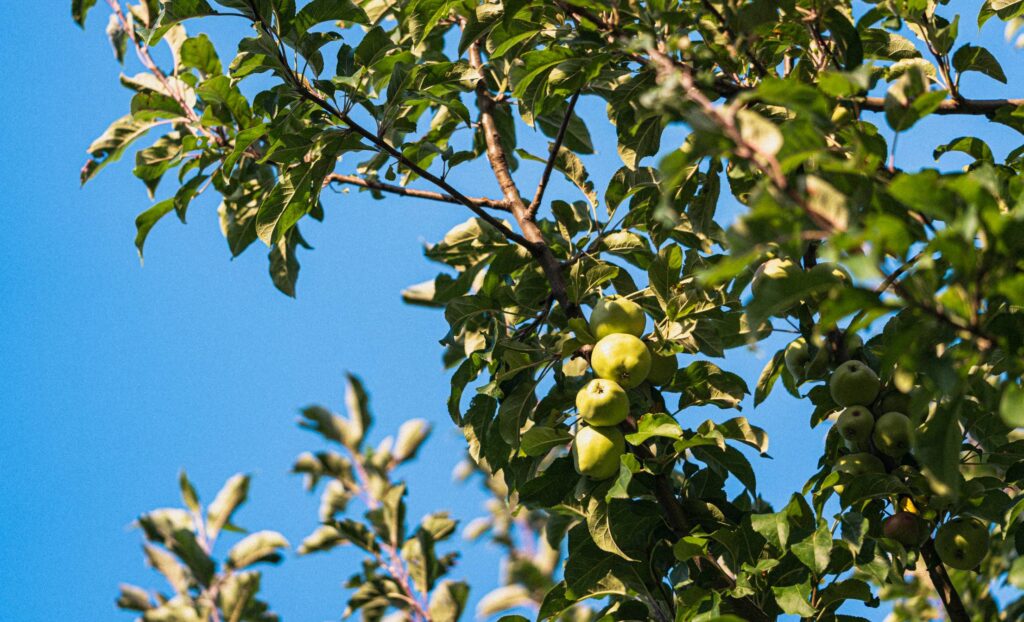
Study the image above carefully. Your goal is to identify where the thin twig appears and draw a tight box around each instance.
[527,89,582,218]
[326,173,511,211]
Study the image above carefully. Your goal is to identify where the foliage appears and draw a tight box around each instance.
[75,0,1024,620]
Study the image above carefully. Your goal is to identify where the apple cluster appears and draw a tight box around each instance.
[571,296,678,480]
[755,255,993,573]
[827,359,991,569]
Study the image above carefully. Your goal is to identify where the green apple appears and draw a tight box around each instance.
[589,296,645,340]
[645,347,678,386]
[934,517,989,570]
[873,411,911,458]
[751,257,798,299]
[573,424,625,480]
[875,390,910,416]
[835,452,885,475]
[883,511,927,548]
[575,379,629,426]
[831,104,852,124]
[810,261,851,284]
[785,338,829,382]
[835,406,874,446]
[833,452,885,493]
[829,360,881,407]
[591,334,651,389]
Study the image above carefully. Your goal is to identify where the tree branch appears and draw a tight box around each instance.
[244,17,532,250]
[920,538,970,622]
[527,89,582,218]
[559,1,1023,118]
[325,174,511,212]
[467,40,576,314]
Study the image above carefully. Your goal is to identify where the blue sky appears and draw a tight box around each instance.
[1,4,1021,621]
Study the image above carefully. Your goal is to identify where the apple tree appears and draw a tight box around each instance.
[73,0,1024,620]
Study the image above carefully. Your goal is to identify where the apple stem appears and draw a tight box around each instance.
[920,537,970,622]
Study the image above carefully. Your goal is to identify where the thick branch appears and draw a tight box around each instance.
[325,174,511,212]
[527,89,582,218]
[920,538,970,622]
[468,41,575,314]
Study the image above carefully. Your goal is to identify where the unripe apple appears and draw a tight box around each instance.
[934,517,989,570]
[810,261,851,284]
[784,338,829,382]
[835,452,885,476]
[829,360,881,407]
[751,257,798,299]
[835,406,874,446]
[589,296,646,340]
[575,379,629,426]
[573,424,625,480]
[833,452,885,493]
[883,511,927,547]
[873,411,912,458]
[831,104,852,124]
[591,334,651,389]
[875,390,910,416]
[645,347,678,386]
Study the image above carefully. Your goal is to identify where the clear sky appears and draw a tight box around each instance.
[1,4,1021,622]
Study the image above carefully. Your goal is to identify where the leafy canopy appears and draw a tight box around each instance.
[75,0,1024,620]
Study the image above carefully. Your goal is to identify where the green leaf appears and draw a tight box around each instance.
[81,115,163,184]
[428,580,470,622]
[791,521,832,575]
[884,67,948,132]
[206,473,250,540]
[291,0,368,36]
[912,401,963,501]
[134,199,175,260]
[227,530,289,569]
[517,145,597,206]
[625,412,683,444]
[672,535,708,560]
[754,350,785,406]
[750,511,790,550]
[255,159,331,245]
[72,0,98,27]
[952,44,1007,84]
[1000,383,1024,428]
[151,0,215,43]
[178,471,200,513]
[934,136,994,163]
[179,34,222,76]
[772,583,816,616]
[521,426,572,456]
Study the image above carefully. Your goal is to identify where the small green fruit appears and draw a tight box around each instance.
[934,517,989,570]
[645,348,678,386]
[810,262,851,284]
[784,338,829,382]
[831,105,852,124]
[573,425,625,480]
[873,411,912,458]
[883,511,926,548]
[751,257,798,299]
[876,390,911,416]
[576,379,629,426]
[589,296,646,340]
[591,334,651,389]
[829,360,881,407]
[833,451,885,494]
[835,452,885,476]
[835,406,874,445]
